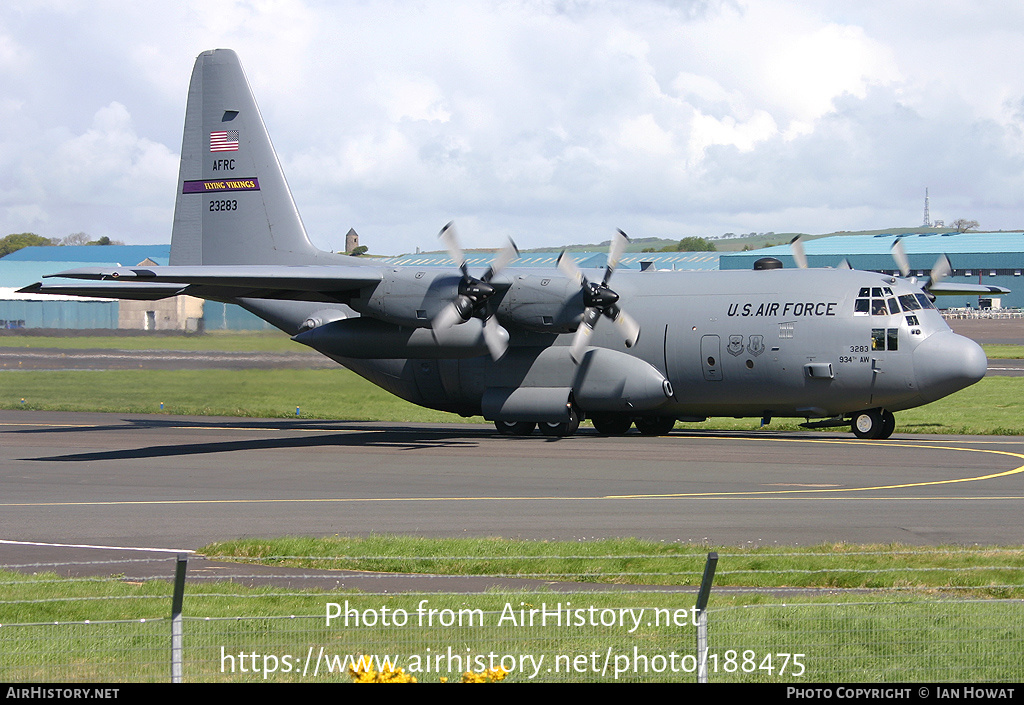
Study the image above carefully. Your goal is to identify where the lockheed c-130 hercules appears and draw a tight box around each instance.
[21,49,1009,440]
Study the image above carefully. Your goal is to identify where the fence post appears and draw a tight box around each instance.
[171,553,188,683]
[695,552,718,683]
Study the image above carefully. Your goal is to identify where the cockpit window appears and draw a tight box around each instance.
[915,293,936,310]
[887,298,900,315]
[898,294,921,311]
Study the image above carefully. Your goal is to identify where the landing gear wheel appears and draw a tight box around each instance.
[878,410,895,439]
[494,420,536,436]
[634,416,676,436]
[539,408,581,437]
[851,409,893,440]
[590,413,633,436]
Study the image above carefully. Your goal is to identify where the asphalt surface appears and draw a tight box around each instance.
[2,411,1023,587]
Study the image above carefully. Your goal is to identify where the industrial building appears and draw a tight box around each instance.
[0,245,271,330]
[1,230,1020,331]
[720,231,1024,310]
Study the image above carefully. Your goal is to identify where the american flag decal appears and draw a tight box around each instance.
[210,130,240,152]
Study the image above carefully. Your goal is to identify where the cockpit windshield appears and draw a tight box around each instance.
[855,287,936,315]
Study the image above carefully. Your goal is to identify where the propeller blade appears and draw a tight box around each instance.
[608,307,641,348]
[569,311,599,363]
[557,251,586,285]
[438,221,465,272]
[484,238,519,282]
[604,229,629,282]
[789,236,808,269]
[482,316,510,360]
[929,254,952,288]
[837,258,852,270]
[433,298,469,331]
[891,238,910,277]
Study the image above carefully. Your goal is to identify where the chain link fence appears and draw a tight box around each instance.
[2,549,1023,683]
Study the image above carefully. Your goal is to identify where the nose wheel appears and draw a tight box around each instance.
[850,409,895,440]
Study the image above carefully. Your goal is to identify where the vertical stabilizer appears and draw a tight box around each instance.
[170,49,342,265]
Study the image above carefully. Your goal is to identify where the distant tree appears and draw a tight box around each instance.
[663,236,716,252]
[0,232,52,257]
[951,219,980,232]
[350,245,368,256]
[87,236,112,246]
[60,232,90,246]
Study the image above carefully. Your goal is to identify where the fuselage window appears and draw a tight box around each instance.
[872,328,885,350]
[872,328,899,351]
[906,314,920,326]
[887,328,898,351]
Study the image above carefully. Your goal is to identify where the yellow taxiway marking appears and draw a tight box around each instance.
[603,436,1024,499]
[2,435,1023,507]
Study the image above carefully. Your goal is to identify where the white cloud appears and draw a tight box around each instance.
[2,0,1024,251]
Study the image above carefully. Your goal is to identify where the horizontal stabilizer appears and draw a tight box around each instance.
[41,264,384,304]
[18,281,187,301]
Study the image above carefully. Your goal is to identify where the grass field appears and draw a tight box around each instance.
[3,538,1023,682]
[0,330,310,353]
[3,368,1024,434]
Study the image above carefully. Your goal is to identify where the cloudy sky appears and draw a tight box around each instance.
[3,1,1024,255]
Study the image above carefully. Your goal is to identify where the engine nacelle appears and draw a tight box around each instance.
[348,268,462,328]
[497,274,582,333]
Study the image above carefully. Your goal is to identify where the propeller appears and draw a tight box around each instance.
[890,237,953,296]
[557,229,641,363]
[891,238,911,277]
[789,236,808,269]
[431,222,518,360]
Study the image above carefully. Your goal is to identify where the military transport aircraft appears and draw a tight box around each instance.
[21,49,1009,440]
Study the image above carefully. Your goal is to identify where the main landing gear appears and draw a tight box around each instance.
[496,412,677,437]
[850,408,895,440]
[495,414,580,437]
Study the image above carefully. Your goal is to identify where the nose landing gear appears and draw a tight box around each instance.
[850,408,896,440]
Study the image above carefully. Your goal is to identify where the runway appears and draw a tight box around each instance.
[2,411,1023,554]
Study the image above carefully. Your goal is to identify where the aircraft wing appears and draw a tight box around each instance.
[928,282,1010,296]
[24,264,385,304]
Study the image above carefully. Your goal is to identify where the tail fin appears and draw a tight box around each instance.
[170,49,342,266]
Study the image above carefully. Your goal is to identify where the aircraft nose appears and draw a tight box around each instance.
[913,331,987,403]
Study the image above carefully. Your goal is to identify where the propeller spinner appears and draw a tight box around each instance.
[557,229,641,363]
